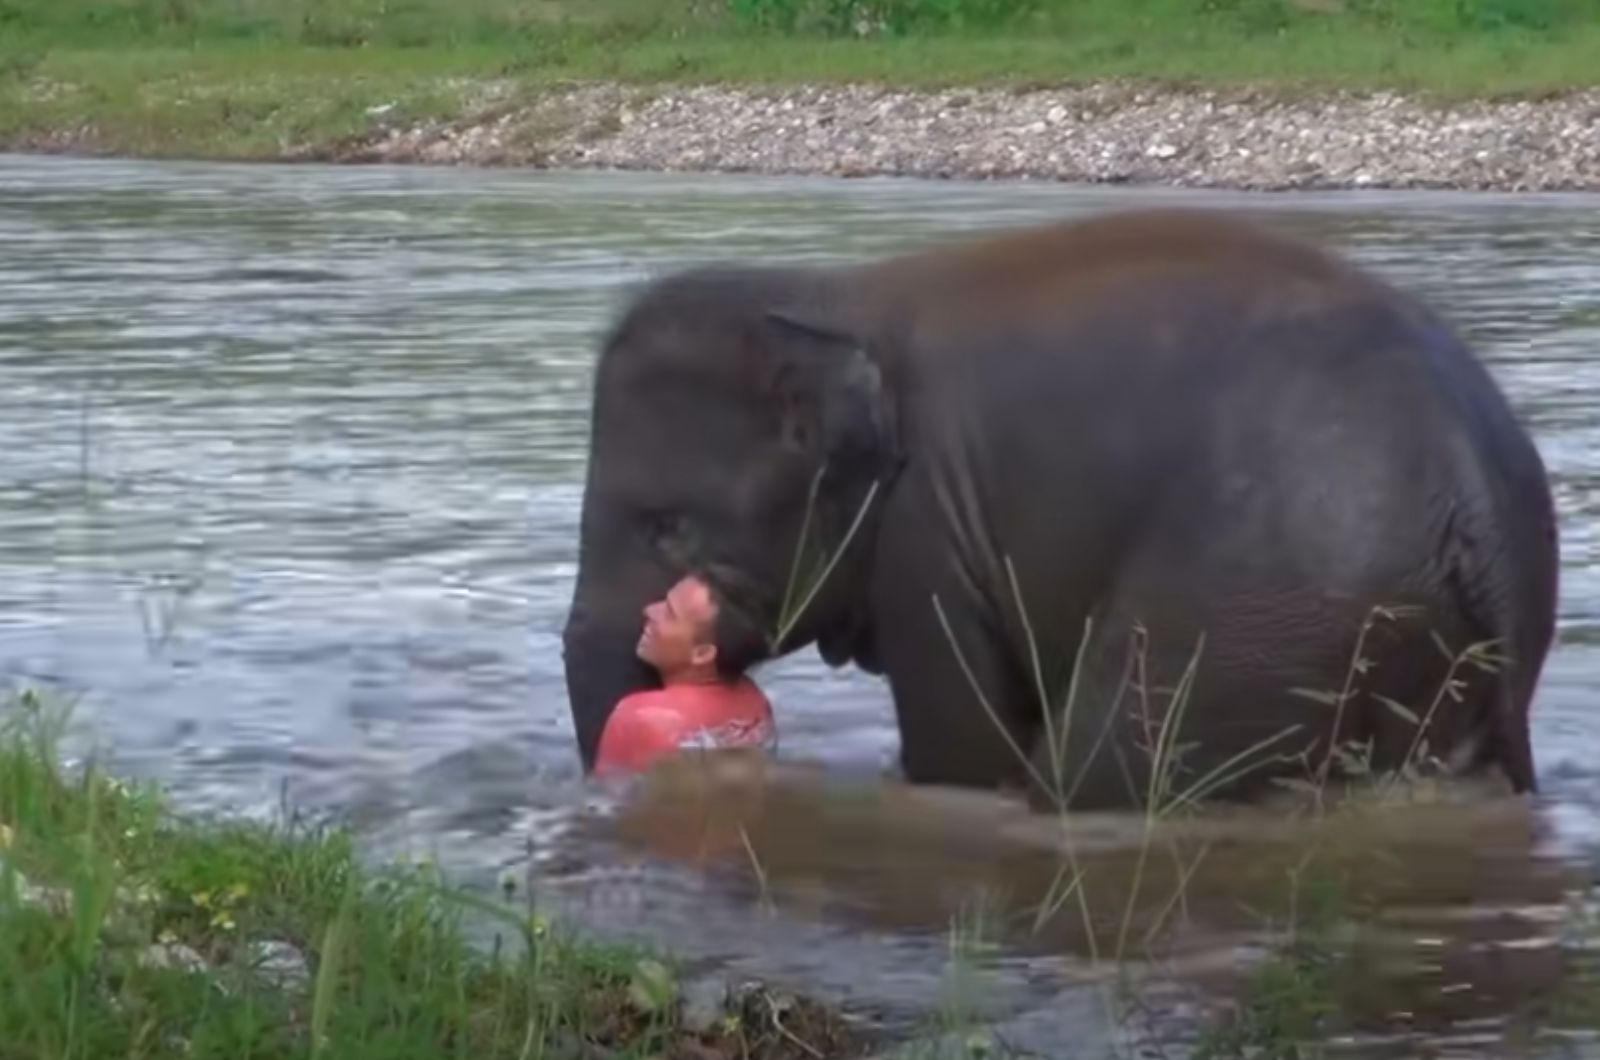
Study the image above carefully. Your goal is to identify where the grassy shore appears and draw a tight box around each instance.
[2,657,1597,1058]
[2,0,1599,161]
[0,689,866,1060]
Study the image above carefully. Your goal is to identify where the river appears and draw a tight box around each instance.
[1,154,1597,1055]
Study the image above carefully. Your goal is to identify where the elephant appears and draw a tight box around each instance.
[560,207,1560,812]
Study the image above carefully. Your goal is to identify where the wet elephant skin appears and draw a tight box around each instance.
[560,207,1560,811]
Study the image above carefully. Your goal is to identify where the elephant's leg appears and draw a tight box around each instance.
[1021,607,1160,813]
[1032,574,1487,814]
[1025,594,1317,814]
[869,516,1038,792]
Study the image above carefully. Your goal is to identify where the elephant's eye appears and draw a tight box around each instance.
[641,509,687,553]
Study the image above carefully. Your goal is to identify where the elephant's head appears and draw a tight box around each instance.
[560,265,902,770]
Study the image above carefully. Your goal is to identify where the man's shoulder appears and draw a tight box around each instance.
[725,675,773,711]
[611,680,775,754]
[612,688,674,712]
[608,691,696,737]
[595,693,699,774]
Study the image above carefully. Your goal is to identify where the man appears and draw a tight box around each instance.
[593,572,776,776]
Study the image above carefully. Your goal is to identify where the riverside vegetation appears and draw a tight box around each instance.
[7,597,1594,1059]
[590,594,1600,1057]
[3,6,1599,1050]
[2,0,1600,175]
[0,688,867,1060]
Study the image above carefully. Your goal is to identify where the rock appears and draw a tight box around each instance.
[246,940,309,990]
[243,78,1600,193]
[139,942,209,976]
[2,857,72,914]
[864,1028,1029,1059]
[862,984,1151,1060]
[678,975,729,1034]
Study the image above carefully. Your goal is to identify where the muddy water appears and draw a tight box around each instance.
[1,155,1596,1054]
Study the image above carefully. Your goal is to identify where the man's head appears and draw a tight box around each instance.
[636,572,765,683]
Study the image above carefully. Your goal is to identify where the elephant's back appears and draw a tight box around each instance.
[874,208,1552,606]
[861,207,1442,426]
[860,206,1382,327]
[868,208,1516,449]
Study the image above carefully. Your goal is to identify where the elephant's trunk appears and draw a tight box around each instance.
[561,486,675,771]
[561,619,661,772]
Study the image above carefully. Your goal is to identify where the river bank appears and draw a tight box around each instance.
[0,685,1375,1060]
[7,74,1600,192]
[7,678,1596,1060]
[0,690,874,1060]
[347,79,1600,192]
[9,73,1600,194]
[6,0,1600,190]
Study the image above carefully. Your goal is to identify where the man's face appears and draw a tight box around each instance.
[636,574,719,676]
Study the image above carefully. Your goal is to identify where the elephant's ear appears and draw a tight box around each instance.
[763,308,898,472]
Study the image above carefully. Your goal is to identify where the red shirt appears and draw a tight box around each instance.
[594,677,776,776]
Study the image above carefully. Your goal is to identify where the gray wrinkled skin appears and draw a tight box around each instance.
[562,207,1559,812]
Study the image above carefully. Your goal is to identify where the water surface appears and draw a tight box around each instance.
[1,155,1597,1052]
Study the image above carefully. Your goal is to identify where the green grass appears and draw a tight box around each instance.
[755,482,1599,1056]
[1,0,1599,159]
[0,46,523,158]
[0,688,866,1060]
[926,571,1598,1056]
[0,635,1592,1060]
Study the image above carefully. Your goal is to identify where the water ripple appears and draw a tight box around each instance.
[1,154,1597,1050]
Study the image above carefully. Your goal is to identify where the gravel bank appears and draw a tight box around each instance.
[339,80,1600,192]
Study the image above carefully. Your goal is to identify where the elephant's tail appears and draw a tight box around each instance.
[1472,521,1553,797]
[1475,593,1540,797]
[1440,417,1558,798]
